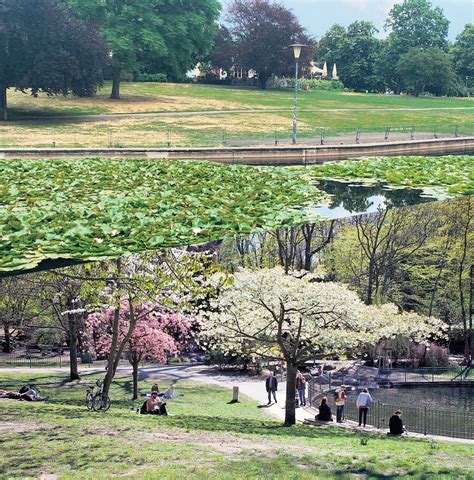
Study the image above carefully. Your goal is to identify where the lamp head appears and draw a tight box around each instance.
[289,43,306,59]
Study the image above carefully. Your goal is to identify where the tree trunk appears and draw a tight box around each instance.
[366,258,375,305]
[0,85,7,121]
[3,320,12,353]
[110,67,121,99]
[258,76,267,90]
[68,313,80,381]
[284,362,298,426]
[132,359,139,400]
[102,306,121,400]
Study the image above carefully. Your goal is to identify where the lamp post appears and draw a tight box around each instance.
[289,44,306,145]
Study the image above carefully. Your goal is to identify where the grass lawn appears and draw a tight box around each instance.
[1,82,473,148]
[0,373,473,479]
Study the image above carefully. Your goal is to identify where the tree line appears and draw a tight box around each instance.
[1,0,472,120]
[215,0,472,95]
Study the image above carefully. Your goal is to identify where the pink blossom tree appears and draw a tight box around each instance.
[84,301,192,399]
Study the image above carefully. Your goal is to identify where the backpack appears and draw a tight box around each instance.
[333,391,339,401]
[140,400,148,414]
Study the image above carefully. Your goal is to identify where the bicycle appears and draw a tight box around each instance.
[85,379,111,412]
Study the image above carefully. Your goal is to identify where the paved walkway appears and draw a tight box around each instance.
[1,364,472,444]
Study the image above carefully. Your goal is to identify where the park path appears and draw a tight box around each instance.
[7,106,474,123]
[1,363,473,444]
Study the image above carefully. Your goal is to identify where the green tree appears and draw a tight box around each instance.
[451,24,474,92]
[66,0,220,99]
[319,21,383,92]
[397,47,462,96]
[0,0,107,120]
[381,0,450,93]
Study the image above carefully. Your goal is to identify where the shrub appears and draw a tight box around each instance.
[286,78,345,91]
[136,73,167,83]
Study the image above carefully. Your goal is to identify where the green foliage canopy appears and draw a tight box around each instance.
[451,23,474,87]
[0,0,107,120]
[65,0,221,97]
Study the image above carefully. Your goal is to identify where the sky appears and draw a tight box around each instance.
[222,0,474,41]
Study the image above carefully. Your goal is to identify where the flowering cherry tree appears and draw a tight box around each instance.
[200,267,445,425]
[84,301,192,399]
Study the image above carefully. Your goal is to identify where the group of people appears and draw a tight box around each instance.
[264,371,406,435]
[140,383,184,416]
[332,386,373,427]
[316,385,406,435]
[264,370,308,407]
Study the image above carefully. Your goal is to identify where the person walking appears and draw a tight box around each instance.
[265,370,278,404]
[335,385,347,423]
[356,388,373,427]
[296,371,307,407]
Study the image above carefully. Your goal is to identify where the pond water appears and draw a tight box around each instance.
[309,179,445,220]
[370,385,474,413]
[340,385,473,413]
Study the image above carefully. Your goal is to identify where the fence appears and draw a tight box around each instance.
[1,121,472,149]
[0,354,67,368]
[378,367,473,384]
[342,401,474,440]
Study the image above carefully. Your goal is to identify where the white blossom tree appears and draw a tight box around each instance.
[200,267,445,425]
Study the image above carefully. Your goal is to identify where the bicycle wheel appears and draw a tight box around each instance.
[86,393,94,410]
[92,393,111,412]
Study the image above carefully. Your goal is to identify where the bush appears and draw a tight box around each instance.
[136,73,167,83]
[286,78,345,91]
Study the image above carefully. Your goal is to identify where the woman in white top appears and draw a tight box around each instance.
[356,388,373,427]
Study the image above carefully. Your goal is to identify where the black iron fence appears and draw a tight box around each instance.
[342,401,474,440]
[0,354,67,368]
[378,367,473,384]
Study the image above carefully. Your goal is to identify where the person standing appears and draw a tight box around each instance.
[356,388,373,427]
[296,371,307,407]
[265,370,278,404]
[335,385,347,423]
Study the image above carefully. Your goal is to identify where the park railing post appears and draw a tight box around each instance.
[424,406,427,435]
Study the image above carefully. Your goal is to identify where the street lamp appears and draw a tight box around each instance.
[289,43,306,145]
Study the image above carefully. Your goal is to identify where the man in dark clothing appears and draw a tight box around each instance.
[265,371,278,404]
[388,410,405,435]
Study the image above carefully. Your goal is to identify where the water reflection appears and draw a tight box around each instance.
[310,179,443,220]
[371,386,473,413]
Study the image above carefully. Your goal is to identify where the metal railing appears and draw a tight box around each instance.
[342,401,474,440]
[0,354,67,368]
[1,122,472,149]
[378,367,473,384]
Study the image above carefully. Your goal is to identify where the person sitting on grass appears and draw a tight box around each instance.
[388,410,405,435]
[316,397,333,422]
[141,391,168,416]
[162,385,183,399]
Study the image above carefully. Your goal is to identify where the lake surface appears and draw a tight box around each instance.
[309,179,444,220]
